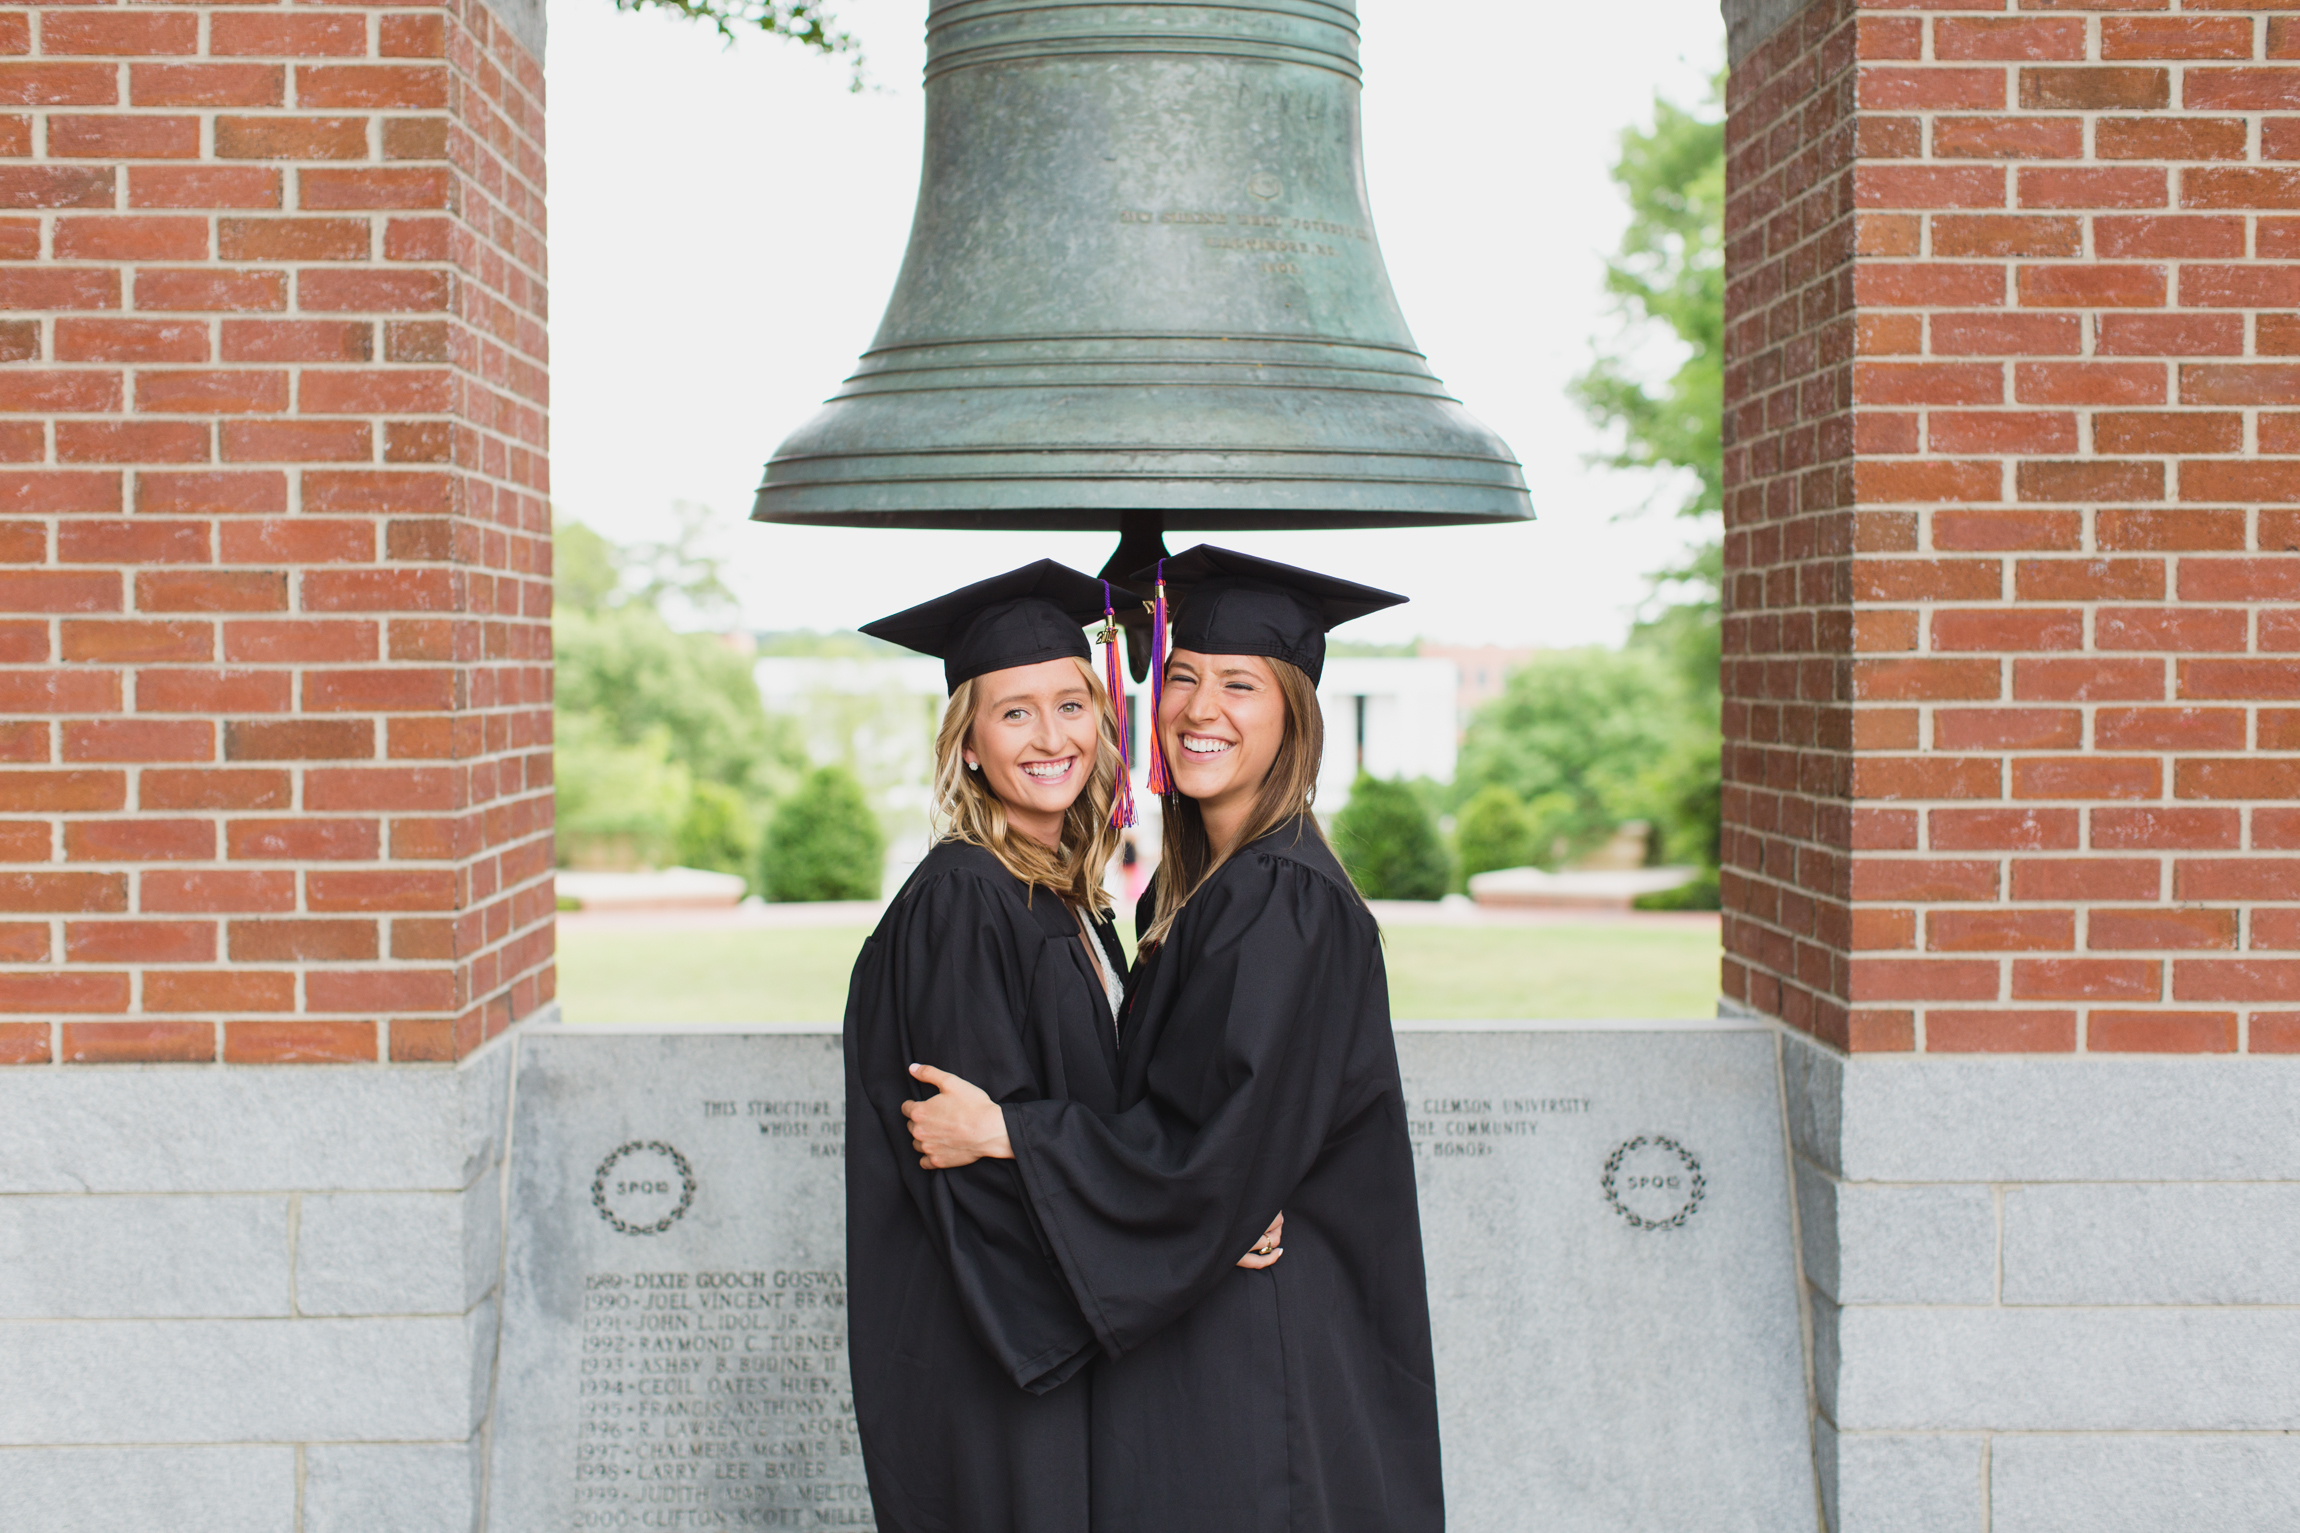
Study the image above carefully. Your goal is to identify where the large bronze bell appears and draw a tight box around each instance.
[752,0,1534,564]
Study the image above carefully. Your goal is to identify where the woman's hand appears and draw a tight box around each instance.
[1235,1211,1284,1270]
[902,1064,1013,1169]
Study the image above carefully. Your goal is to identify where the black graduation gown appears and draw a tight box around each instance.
[1003,819,1444,1533]
[843,840,1125,1533]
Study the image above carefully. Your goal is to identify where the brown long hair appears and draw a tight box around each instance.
[930,655,1123,916]
[1141,653,1348,947]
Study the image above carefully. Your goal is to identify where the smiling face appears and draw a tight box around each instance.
[1159,649,1288,847]
[963,657,1102,849]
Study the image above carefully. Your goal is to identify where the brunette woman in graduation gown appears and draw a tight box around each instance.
[903,547,1444,1533]
[841,560,1283,1533]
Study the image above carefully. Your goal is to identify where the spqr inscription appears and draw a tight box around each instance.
[593,1142,697,1236]
[1601,1135,1706,1232]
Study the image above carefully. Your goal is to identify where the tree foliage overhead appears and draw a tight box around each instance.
[610,0,862,83]
[1572,76,1725,530]
[1575,74,1726,727]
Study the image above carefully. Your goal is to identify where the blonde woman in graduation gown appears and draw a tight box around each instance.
[841,560,1282,1533]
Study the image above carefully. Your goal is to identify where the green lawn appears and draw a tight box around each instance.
[556,921,1721,1024]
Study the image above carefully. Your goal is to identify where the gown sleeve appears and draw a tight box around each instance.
[1001,852,1392,1358]
[848,871,1099,1393]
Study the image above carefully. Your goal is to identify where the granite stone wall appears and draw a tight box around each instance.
[0,1021,521,1527]
[1722,2,2300,1526]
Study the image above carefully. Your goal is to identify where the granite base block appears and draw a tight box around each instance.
[1991,1434,2300,1533]
[0,1445,295,1533]
[1783,1032,2300,1184]
[1814,1424,1983,1533]
[298,1181,503,1317]
[305,1440,483,1533]
[0,1194,290,1319]
[0,1309,498,1445]
[1827,1303,2300,1433]
[1794,1167,1994,1306]
[2002,1183,2300,1307]
[0,1044,512,1196]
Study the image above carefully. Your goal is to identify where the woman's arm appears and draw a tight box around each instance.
[904,1064,1284,1269]
[944,855,1385,1357]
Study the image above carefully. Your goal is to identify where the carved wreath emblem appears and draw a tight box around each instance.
[1601,1134,1706,1232]
[591,1140,697,1236]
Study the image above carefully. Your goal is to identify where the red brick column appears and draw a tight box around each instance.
[1724,2,2300,1057]
[0,0,550,1067]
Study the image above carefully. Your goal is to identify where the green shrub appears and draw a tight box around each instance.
[1633,872,1721,911]
[1334,774,1451,901]
[762,765,885,902]
[676,780,761,884]
[1455,785,1535,881]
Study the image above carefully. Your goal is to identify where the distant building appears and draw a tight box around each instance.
[1311,658,1458,798]
[1416,642,1536,734]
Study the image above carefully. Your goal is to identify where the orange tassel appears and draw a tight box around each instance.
[1144,564,1172,796]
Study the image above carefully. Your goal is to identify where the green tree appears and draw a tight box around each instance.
[618,500,741,627]
[762,765,886,902]
[1334,775,1451,902]
[554,713,692,870]
[554,518,622,616]
[1575,80,1723,679]
[557,605,804,803]
[1636,733,1723,870]
[1569,73,1727,870]
[553,514,807,879]
[1455,648,1698,861]
[1573,75,1724,534]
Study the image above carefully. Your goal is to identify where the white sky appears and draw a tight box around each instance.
[543,0,1725,648]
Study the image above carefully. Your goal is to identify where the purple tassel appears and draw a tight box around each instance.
[1099,580,1136,830]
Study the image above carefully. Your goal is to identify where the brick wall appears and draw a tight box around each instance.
[1725,0,2300,1059]
[0,0,551,1068]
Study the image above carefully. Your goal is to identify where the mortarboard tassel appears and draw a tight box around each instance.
[1098,581,1136,830]
[1144,560,1173,796]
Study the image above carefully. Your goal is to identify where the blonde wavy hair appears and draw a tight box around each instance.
[931,655,1124,916]
[1140,653,1345,949]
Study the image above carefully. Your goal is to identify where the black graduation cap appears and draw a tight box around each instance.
[1134,545,1406,686]
[860,559,1134,694]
